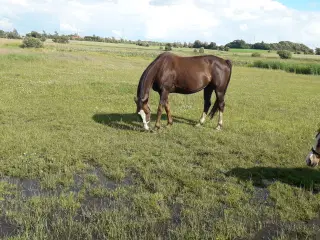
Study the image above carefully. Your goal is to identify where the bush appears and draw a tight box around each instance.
[164,44,172,51]
[52,35,69,44]
[277,50,292,59]
[40,36,47,42]
[251,52,261,57]
[21,37,44,48]
[193,49,198,53]
[159,46,163,50]
[251,60,320,75]
[224,46,230,51]
[199,47,204,53]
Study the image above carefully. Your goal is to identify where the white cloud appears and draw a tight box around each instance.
[0,18,13,30]
[60,23,80,33]
[144,0,220,40]
[10,0,28,6]
[240,24,248,31]
[0,0,319,48]
[112,30,122,38]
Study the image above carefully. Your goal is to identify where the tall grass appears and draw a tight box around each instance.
[251,60,320,75]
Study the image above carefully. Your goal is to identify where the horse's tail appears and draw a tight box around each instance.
[226,59,232,69]
[208,59,232,119]
[224,59,232,93]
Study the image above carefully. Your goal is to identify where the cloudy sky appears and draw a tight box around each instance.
[0,0,320,48]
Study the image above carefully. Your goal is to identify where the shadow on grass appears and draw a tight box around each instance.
[227,167,320,193]
[0,216,21,238]
[92,113,197,131]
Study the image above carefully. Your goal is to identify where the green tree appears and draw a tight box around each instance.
[218,46,224,51]
[225,39,250,49]
[7,29,20,39]
[0,30,6,38]
[27,31,42,38]
[165,43,172,51]
[193,40,202,48]
[252,41,271,50]
[208,42,217,50]
[315,48,320,55]
[52,35,69,44]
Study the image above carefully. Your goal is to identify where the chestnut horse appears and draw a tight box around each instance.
[134,52,232,131]
[306,130,320,167]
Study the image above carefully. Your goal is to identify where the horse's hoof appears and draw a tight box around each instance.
[165,123,173,129]
[150,129,157,134]
[215,126,222,131]
[154,125,161,131]
[195,123,202,127]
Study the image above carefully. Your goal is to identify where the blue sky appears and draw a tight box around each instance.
[278,0,320,11]
[0,0,320,48]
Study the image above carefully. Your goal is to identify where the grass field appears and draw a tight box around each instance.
[0,39,320,239]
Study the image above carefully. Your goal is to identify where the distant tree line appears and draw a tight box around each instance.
[0,29,21,39]
[0,29,70,44]
[26,30,69,43]
[0,28,318,54]
[225,39,314,54]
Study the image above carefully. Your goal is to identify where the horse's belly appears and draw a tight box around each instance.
[174,77,210,94]
[173,86,205,94]
[174,73,211,94]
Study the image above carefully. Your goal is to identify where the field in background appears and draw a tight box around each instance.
[0,39,320,239]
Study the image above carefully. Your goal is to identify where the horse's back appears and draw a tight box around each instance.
[152,52,232,94]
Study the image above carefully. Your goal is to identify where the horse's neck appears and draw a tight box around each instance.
[139,73,154,102]
[139,55,161,101]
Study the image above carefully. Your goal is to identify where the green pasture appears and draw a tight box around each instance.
[0,39,319,239]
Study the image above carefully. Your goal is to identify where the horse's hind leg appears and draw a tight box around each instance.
[155,90,169,129]
[196,85,214,127]
[207,90,225,130]
[164,102,173,126]
[215,91,225,131]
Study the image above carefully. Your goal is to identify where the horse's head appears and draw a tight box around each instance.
[306,131,320,167]
[134,96,151,130]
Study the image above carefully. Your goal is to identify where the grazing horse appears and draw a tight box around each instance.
[134,52,232,131]
[306,130,320,167]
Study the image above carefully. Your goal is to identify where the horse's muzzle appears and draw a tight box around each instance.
[306,153,319,167]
